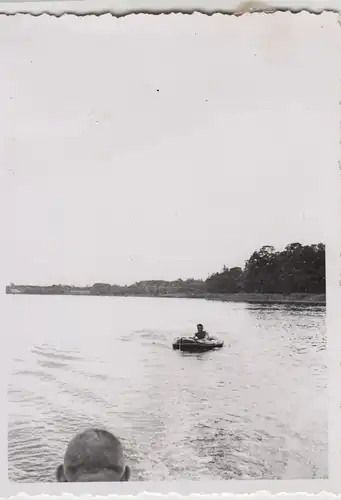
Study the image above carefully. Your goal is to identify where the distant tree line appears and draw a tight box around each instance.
[206,242,325,294]
[6,242,325,296]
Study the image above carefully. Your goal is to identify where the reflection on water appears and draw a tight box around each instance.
[7,296,327,481]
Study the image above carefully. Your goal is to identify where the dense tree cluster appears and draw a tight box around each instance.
[205,243,325,294]
[6,242,325,297]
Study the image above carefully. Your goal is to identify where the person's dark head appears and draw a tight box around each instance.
[56,428,131,482]
[197,324,204,332]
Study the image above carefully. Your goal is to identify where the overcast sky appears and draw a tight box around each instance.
[1,13,339,286]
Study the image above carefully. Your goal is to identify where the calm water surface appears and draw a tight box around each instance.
[7,295,327,481]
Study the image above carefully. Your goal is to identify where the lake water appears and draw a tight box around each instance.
[7,295,327,481]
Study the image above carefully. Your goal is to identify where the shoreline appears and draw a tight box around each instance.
[202,292,326,306]
[5,289,326,305]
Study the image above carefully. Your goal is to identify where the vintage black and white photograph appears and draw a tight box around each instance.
[2,12,339,487]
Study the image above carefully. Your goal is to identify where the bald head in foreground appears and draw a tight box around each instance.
[56,428,131,482]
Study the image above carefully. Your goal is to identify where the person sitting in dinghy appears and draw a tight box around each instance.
[194,323,211,341]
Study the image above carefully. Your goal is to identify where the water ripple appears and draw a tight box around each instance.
[7,296,327,482]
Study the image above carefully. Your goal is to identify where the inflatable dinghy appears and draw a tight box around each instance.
[172,337,224,352]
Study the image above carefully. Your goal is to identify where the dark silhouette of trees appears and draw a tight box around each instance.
[205,242,325,294]
[6,242,325,297]
[206,266,243,293]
